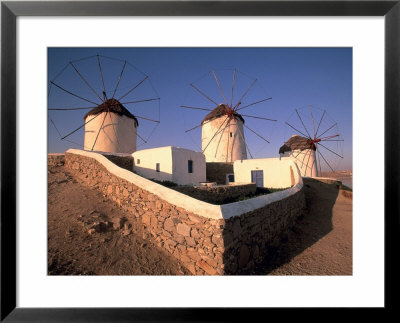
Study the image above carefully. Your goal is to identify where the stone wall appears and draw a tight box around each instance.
[174,183,256,205]
[65,152,225,275]
[222,189,306,273]
[48,153,65,167]
[206,162,234,184]
[63,150,306,275]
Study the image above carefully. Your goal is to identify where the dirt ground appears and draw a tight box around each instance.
[48,165,352,275]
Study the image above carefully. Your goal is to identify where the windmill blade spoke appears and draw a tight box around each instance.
[319,134,340,141]
[190,83,218,106]
[91,111,109,151]
[244,124,270,143]
[317,147,322,176]
[235,97,272,112]
[293,149,303,160]
[309,105,316,138]
[318,142,343,159]
[230,68,236,108]
[122,98,160,105]
[317,147,335,173]
[70,62,103,102]
[185,123,202,133]
[61,113,102,140]
[50,81,100,106]
[285,121,310,139]
[320,139,344,142]
[225,118,232,162]
[70,54,98,64]
[215,117,232,158]
[237,122,253,159]
[315,110,326,137]
[233,78,257,110]
[211,69,228,105]
[296,109,312,139]
[97,55,107,100]
[185,118,214,133]
[318,122,337,138]
[202,115,230,154]
[136,132,147,144]
[300,150,308,170]
[120,113,146,143]
[240,114,277,122]
[180,105,213,112]
[118,75,149,101]
[112,60,127,99]
[306,149,312,171]
[134,115,160,123]
[50,118,62,138]
[108,113,121,151]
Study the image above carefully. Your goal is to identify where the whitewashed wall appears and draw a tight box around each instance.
[132,146,206,185]
[171,147,206,185]
[280,149,317,177]
[84,112,137,154]
[132,146,173,182]
[233,157,298,188]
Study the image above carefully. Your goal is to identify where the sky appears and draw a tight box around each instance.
[48,47,352,171]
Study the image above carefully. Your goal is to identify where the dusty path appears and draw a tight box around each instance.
[48,165,352,275]
[48,164,189,275]
[255,178,352,275]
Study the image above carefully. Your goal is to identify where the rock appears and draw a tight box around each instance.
[253,245,260,260]
[174,233,185,244]
[197,260,217,275]
[123,229,132,236]
[185,236,197,247]
[239,245,250,268]
[176,223,191,237]
[187,250,201,262]
[111,217,124,230]
[246,260,255,272]
[142,213,151,227]
[211,234,223,248]
[163,217,175,232]
[190,228,200,239]
[232,219,242,238]
[87,228,96,235]
[188,214,202,224]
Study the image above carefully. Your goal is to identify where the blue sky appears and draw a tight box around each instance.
[48,47,352,171]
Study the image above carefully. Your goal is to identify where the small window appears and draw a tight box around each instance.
[188,160,193,173]
[230,132,233,137]
[156,163,160,172]
[136,159,140,165]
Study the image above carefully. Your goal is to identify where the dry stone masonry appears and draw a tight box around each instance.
[62,150,306,274]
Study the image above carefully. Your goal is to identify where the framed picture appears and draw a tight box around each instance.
[1,0,398,320]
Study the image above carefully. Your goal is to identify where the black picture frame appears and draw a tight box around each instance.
[1,1,398,321]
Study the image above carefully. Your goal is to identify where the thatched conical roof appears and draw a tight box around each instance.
[279,135,316,154]
[201,104,245,125]
[84,98,138,127]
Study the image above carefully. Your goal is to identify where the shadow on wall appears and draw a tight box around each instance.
[134,165,173,183]
[251,178,339,274]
